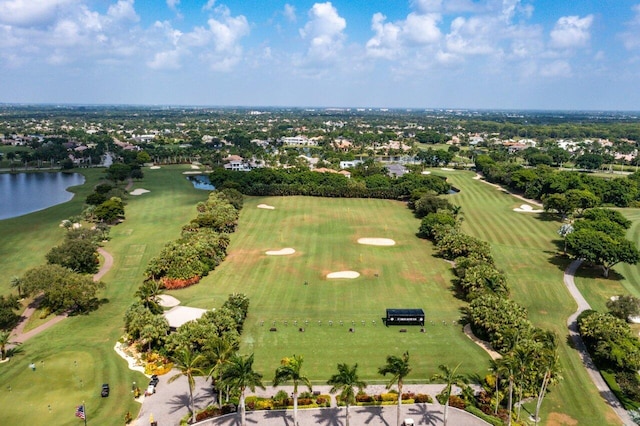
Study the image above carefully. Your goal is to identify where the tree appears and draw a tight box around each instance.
[273,354,312,426]
[105,163,131,183]
[566,228,640,277]
[378,351,411,426]
[431,363,467,426]
[607,295,640,322]
[495,357,516,426]
[22,264,104,314]
[10,276,23,298]
[135,281,164,314]
[0,294,21,330]
[221,353,265,426]
[557,223,574,253]
[0,330,13,360]
[46,238,99,274]
[93,197,125,224]
[205,335,239,405]
[327,363,367,426]
[168,348,207,425]
[533,335,561,425]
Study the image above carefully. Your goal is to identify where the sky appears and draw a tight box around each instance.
[1,0,640,110]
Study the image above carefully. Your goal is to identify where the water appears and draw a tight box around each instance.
[0,172,85,220]
[187,175,215,190]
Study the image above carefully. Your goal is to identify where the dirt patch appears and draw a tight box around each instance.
[357,238,396,246]
[546,412,578,426]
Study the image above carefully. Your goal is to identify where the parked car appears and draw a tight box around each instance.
[145,385,155,396]
[101,384,110,397]
[149,377,159,387]
[402,419,414,426]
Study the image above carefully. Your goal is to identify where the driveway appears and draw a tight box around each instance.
[134,376,489,426]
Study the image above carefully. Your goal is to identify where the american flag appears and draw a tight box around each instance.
[75,405,85,419]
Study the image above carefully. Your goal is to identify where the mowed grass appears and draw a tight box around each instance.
[173,195,489,382]
[0,166,209,426]
[441,170,621,426]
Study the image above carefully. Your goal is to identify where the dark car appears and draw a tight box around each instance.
[149,377,159,387]
[101,383,110,397]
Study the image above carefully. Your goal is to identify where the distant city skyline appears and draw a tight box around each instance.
[1,0,639,110]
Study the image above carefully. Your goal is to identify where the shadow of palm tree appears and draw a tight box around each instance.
[355,405,391,425]
[264,409,293,425]
[312,407,344,426]
[166,387,215,415]
[406,404,443,426]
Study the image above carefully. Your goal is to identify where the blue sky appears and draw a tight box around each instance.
[0,0,639,110]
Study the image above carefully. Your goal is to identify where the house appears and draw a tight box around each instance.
[387,163,408,178]
[281,136,319,147]
[339,160,363,169]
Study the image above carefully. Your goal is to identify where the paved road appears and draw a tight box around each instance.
[135,379,490,426]
[563,259,633,426]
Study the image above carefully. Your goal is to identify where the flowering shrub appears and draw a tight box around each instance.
[161,276,201,289]
[414,394,432,403]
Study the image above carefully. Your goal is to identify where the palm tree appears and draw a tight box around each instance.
[10,276,23,298]
[378,351,411,426]
[273,354,312,426]
[534,332,562,425]
[327,363,367,426]
[495,356,516,426]
[431,363,467,426]
[168,348,207,424]
[0,331,13,360]
[135,280,164,314]
[488,359,504,415]
[206,335,239,406]
[221,353,265,426]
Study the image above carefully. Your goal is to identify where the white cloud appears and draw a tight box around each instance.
[300,2,346,61]
[166,0,179,10]
[619,4,640,50]
[366,13,401,59]
[148,49,182,70]
[0,0,78,26]
[540,60,572,77]
[202,0,216,11]
[283,4,296,23]
[446,16,496,55]
[550,15,593,49]
[366,11,440,60]
[107,0,138,23]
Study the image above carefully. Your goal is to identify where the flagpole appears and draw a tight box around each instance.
[83,401,87,426]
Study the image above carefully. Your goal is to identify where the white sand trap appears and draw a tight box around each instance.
[327,271,360,279]
[182,171,202,175]
[191,164,200,169]
[440,167,455,171]
[630,316,640,324]
[158,295,180,308]
[357,238,396,246]
[149,166,161,169]
[266,248,295,256]
[473,174,482,180]
[130,188,150,196]
[257,204,275,210]
[513,204,544,213]
[421,171,431,175]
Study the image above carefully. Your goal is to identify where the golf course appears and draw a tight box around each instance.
[0,165,636,425]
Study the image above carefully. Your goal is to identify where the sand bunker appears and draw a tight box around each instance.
[357,238,396,246]
[130,188,150,196]
[191,164,200,169]
[158,295,180,308]
[421,171,431,175]
[440,167,455,171]
[327,271,360,279]
[513,204,544,213]
[266,248,295,256]
[182,171,202,175]
[257,204,275,210]
[149,166,161,170]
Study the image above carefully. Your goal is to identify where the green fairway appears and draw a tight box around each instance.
[441,169,622,425]
[0,166,209,426]
[173,195,489,381]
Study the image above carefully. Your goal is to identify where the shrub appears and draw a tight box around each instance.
[414,394,432,403]
[255,399,273,410]
[315,395,330,406]
[195,406,221,422]
[401,392,415,400]
[449,395,466,409]
[616,371,640,401]
[380,393,397,402]
[298,398,313,406]
[356,393,373,403]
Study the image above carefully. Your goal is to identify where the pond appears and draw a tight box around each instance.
[0,172,85,220]
[187,175,216,190]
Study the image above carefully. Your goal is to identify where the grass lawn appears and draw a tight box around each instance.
[440,169,622,425]
[173,195,488,382]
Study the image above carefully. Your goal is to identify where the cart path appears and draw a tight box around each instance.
[564,259,633,425]
[9,247,114,345]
